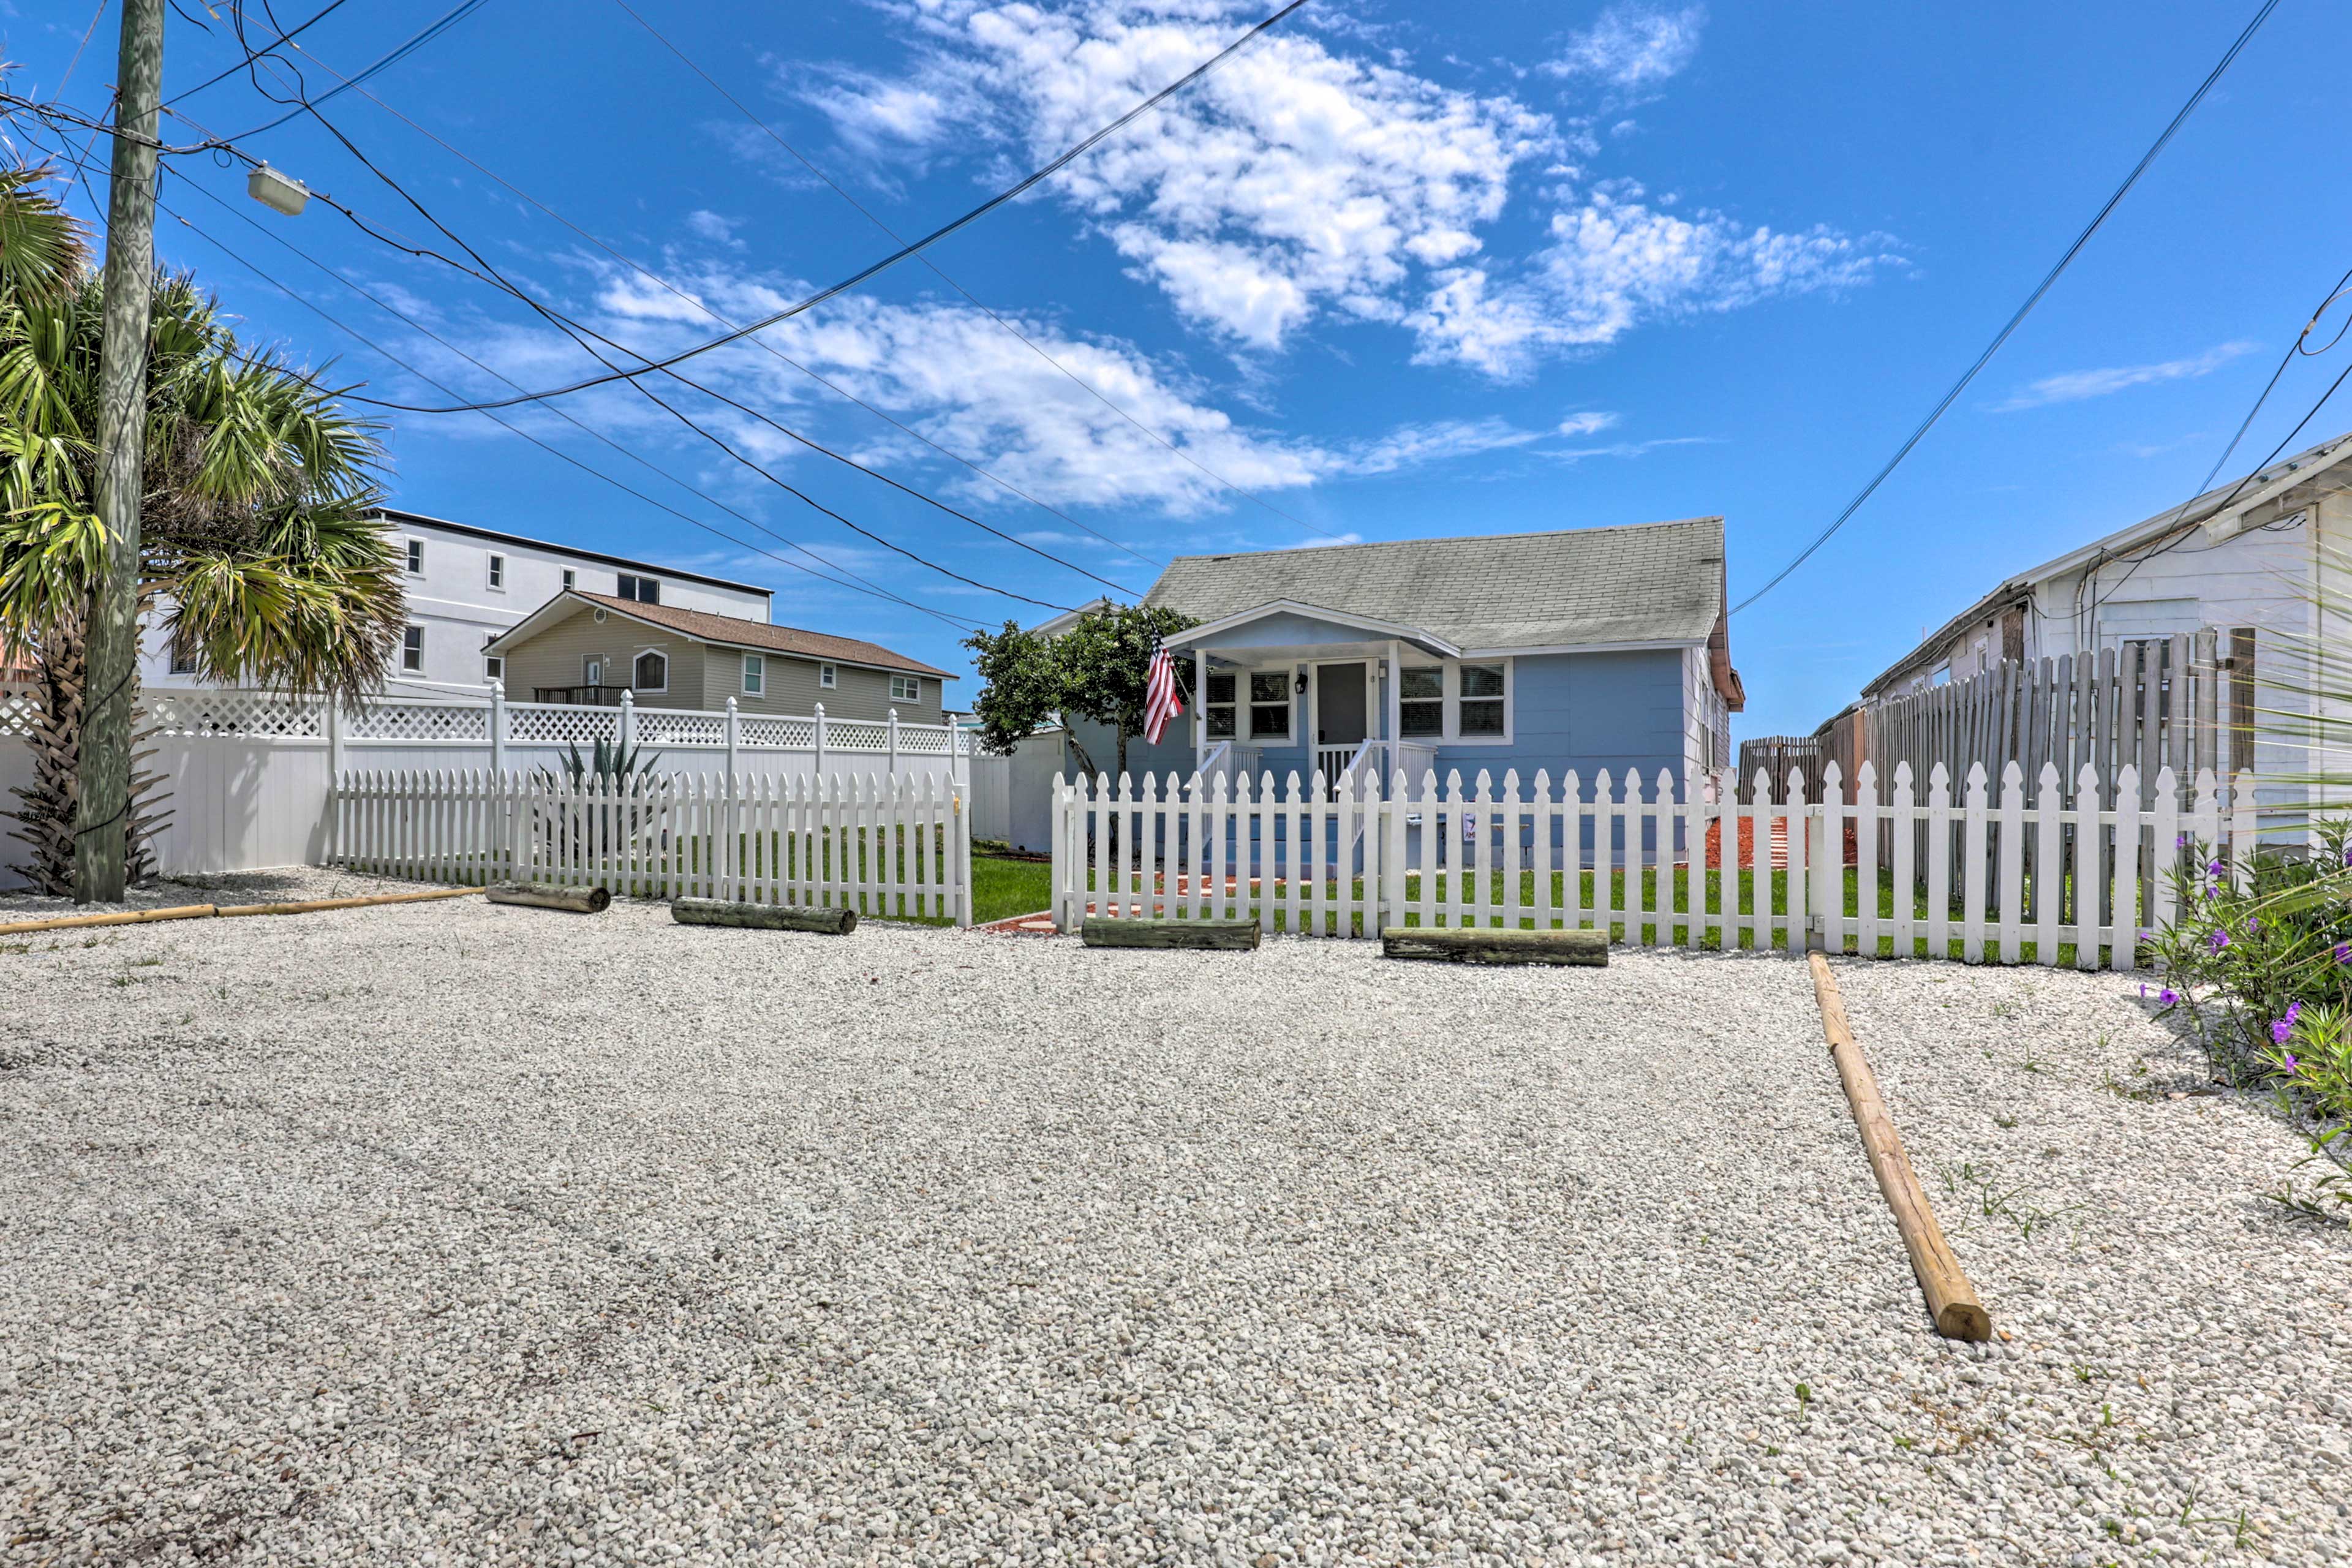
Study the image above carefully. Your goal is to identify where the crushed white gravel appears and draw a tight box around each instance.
[2,882,2346,1566]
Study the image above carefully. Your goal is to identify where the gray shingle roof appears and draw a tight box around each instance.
[1142,517,1727,650]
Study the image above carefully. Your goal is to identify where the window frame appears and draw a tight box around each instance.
[630,647,669,695]
[1245,668,1294,742]
[616,573,662,605]
[486,552,506,592]
[404,538,424,576]
[1455,661,1509,741]
[1202,669,1237,741]
[484,654,504,683]
[889,673,921,704]
[741,652,764,695]
[400,624,424,673]
[819,662,837,690]
[168,626,199,676]
[561,568,577,591]
[1397,664,1444,740]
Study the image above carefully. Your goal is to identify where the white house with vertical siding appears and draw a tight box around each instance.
[1860,430,2352,810]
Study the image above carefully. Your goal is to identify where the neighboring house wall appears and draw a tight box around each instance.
[497,601,948,721]
[499,608,709,703]
[693,647,944,725]
[138,516,771,696]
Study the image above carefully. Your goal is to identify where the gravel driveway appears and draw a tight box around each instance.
[3,876,2346,1565]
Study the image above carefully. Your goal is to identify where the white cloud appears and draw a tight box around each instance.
[683,209,743,249]
[1993,341,2258,412]
[1409,185,1895,377]
[1338,417,1545,475]
[1556,410,1619,436]
[795,4,1883,380]
[1543,6,1707,88]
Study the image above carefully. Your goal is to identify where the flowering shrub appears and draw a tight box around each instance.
[2145,819,2352,1223]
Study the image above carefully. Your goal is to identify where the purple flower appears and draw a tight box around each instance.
[2177,832,2192,848]
[2244,918,2260,936]
[2208,927,2232,954]
[2159,988,2179,1006]
[2209,859,2225,877]
[2272,1017,2294,1045]
[2336,943,2351,965]
[2285,1000,2302,1024]
[2342,844,2352,867]
[2283,1052,2301,1072]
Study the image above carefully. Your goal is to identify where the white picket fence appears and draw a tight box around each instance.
[1051,760,2258,968]
[333,769,973,925]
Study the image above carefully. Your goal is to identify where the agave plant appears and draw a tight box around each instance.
[530,737,665,867]
[0,159,404,891]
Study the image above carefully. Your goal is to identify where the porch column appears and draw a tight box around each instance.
[1385,639,1403,760]
[1193,647,1207,773]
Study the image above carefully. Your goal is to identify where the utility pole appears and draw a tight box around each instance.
[75,0,165,903]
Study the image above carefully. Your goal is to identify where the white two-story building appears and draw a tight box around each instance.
[138,507,775,694]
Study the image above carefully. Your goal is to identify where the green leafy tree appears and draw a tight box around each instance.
[0,160,404,891]
[963,602,1195,780]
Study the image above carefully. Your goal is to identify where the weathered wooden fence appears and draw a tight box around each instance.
[1853,632,2245,809]
[333,769,971,925]
[1050,763,2255,967]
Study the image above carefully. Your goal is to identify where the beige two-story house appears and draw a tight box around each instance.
[485,590,954,723]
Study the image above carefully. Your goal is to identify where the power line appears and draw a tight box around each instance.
[152,89,1105,616]
[220,0,491,140]
[1730,0,2281,617]
[209,98,1101,612]
[19,114,988,630]
[167,0,356,105]
[336,0,1310,415]
[295,39,1164,571]
[609,0,1348,547]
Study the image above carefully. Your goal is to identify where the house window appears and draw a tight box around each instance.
[1204,672,1236,739]
[484,654,504,682]
[1459,664,1506,736]
[168,627,198,676]
[562,568,576,590]
[632,649,668,692]
[890,674,920,703]
[486,553,505,590]
[1248,671,1290,739]
[404,538,424,575]
[401,625,424,673]
[820,663,837,689]
[742,653,764,695]
[617,573,660,605]
[1399,666,1443,737]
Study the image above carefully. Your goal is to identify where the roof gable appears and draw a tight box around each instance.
[1142,518,1727,651]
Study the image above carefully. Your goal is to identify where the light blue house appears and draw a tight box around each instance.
[1060,517,1744,801]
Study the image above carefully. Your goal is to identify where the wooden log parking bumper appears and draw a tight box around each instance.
[1379,927,1608,967]
[486,882,612,914]
[1808,952,1992,1343]
[673,899,858,935]
[1081,916,1259,951]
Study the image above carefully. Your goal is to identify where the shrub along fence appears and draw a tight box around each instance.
[333,769,972,925]
[1050,762,2257,967]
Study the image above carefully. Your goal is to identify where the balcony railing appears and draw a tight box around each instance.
[530,684,634,707]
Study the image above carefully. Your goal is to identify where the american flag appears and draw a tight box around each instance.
[1142,636,1184,744]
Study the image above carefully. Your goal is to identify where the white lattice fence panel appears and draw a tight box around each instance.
[347,700,492,742]
[0,684,37,739]
[829,720,890,752]
[145,690,328,737]
[898,725,955,755]
[507,704,619,746]
[738,715,815,748]
[636,708,726,746]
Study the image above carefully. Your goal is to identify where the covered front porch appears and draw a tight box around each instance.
[1169,601,1447,793]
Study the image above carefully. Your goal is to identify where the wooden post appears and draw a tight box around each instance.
[1808,952,1992,1342]
[487,881,612,913]
[1380,925,1607,966]
[1082,916,1259,950]
[675,897,856,934]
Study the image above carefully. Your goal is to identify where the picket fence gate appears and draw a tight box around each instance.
[1051,760,2258,968]
[333,769,972,925]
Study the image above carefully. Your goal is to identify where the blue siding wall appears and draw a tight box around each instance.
[1436,649,1685,797]
[1060,648,1688,796]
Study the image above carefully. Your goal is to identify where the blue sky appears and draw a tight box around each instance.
[8,1,2348,734]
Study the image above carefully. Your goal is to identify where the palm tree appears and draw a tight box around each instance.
[0,159,405,891]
